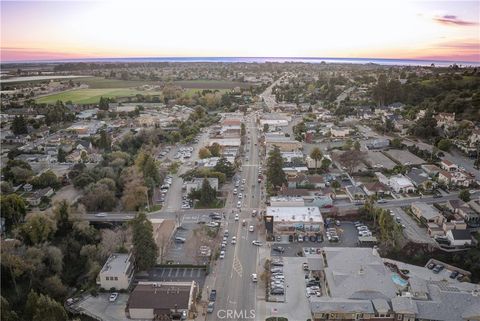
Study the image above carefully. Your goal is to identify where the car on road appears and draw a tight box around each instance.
[95,212,107,217]
[249,225,254,232]
[252,210,257,217]
[109,292,118,302]
[209,290,217,301]
[252,273,258,282]
[303,262,309,271]
[207,302,215,313]
[234,214,239,221]
[206,222,219,228]
[377,199,387,203]
[252,240,262,246]
[219,251,225,259]
[231,236,236,245]
[273,246,285,253]
[237,201,241,208]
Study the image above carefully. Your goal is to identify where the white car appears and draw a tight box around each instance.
[249,225,254,232]
[252,273,258,282]
[234,214,239,221]
[231,237,237,245]
[238,193,243,199]
[237,201,241,208]
[252,240,262,246]
[109,292,118,302]
[219,251,225,259]
[233,189,237,195]
[206,222,219,228]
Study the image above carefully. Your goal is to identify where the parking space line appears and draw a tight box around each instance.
[182,269,187,277]
[167,269,172,277]
[175,269,179,277]
[190,269,194,277]
[196,269,201,277]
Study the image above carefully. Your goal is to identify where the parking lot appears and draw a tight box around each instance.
[385,149,425,165]
[137,267,207,289]
[270,222,360,257]
[165,222,214,264]
[264,257,312,321]
[73,293,130,321]
[366,151,396,169]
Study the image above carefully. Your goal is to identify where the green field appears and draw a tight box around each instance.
[36,88,162,104]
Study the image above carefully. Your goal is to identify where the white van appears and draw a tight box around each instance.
[175,237,186,243]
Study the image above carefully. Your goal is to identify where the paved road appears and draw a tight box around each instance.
[206,114,263,321]
[259,74,286,110]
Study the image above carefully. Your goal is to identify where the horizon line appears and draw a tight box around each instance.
[1,55,479,65]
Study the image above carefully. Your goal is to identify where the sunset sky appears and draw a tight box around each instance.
[1,0,479,62]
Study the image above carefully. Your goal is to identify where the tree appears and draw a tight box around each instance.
[353,141,361,151]
[57,148,66,163]
[459,189,471,202]
[214,157,235,178]
[21,212,57,245]
[24,291,67,321]
[0,194,27,230]
[241,123,246,136]
[310,147,323,172]
[267,146,286,190]
[320,158,332,171]
[199,178,217,206]
[131,212,158,271]
[437,138,451,152]
[97,130,111,151]
[11,115,28,135]
[390,137,403,149]
[30,170,59,189]
[80,182,116,212]
[263,123,269,132]
[1,296,19,321]
[412,112,437,138]
[331,180,341,189]
[99,96,110,110]
[338,150,366,174]
[121,168,148,211]
[207,143,221,157]
[72,172,95,189]
[199,147,212,159]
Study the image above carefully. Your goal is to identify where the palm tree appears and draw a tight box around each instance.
[310,147,323,173]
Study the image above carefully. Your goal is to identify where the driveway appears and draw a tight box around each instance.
[73,293,131,321]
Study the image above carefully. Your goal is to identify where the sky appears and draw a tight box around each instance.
[1,0,479,62]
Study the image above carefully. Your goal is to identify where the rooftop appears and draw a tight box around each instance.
[266,206,323,223]
[127,281,195,310]
[100,253,133,274]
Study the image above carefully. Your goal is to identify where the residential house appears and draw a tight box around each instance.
[435,112,455,127]
[389,174,416,193]
[421,164,441,176]
[406,168,435,190]
[458,203,480,226]
[446,229,472,247]
[362,181,390,197]
[26,187,54,206]
[346,185,367,200]
[468,127,480,147]
[411,202,445,225]
[440,159,458,172]
[330,126,351,137]
[97,253,135,290]
[438,170,474,187]
[366,139,390,150]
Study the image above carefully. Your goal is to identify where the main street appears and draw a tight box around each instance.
[206,113,263,321]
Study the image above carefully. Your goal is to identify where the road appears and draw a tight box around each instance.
[259,74,287,110]
[206,113,263,321]
[335,86,355,105]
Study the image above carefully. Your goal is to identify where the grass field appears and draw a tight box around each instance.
[80,77,158,89]
[36,88,162,104]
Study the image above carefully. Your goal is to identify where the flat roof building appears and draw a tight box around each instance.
[97,252,135,291]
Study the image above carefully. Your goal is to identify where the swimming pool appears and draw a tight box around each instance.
[391,273,408,287]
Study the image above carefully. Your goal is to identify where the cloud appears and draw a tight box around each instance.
[433,15,477,26]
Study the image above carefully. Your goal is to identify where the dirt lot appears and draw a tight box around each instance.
[385,149,425,165]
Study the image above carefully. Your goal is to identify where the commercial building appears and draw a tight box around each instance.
[97,253,135,290]
[308,247,480,321]
[126,281,197,320]
[264,206,324,237]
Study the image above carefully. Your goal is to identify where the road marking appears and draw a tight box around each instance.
[167,269,172,277]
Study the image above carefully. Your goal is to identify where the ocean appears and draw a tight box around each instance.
[3,57,479,67]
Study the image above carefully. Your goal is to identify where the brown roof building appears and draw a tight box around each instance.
[127,281,197,320]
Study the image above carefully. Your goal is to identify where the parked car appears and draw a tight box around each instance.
[252,273,258,282]
[450,271,459,279]
[109,292,118,302]
[433,264,444,274]
[249,225,254,232]
[427,263,435,269]
[219,251,225,259]
[252,240,262,246]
